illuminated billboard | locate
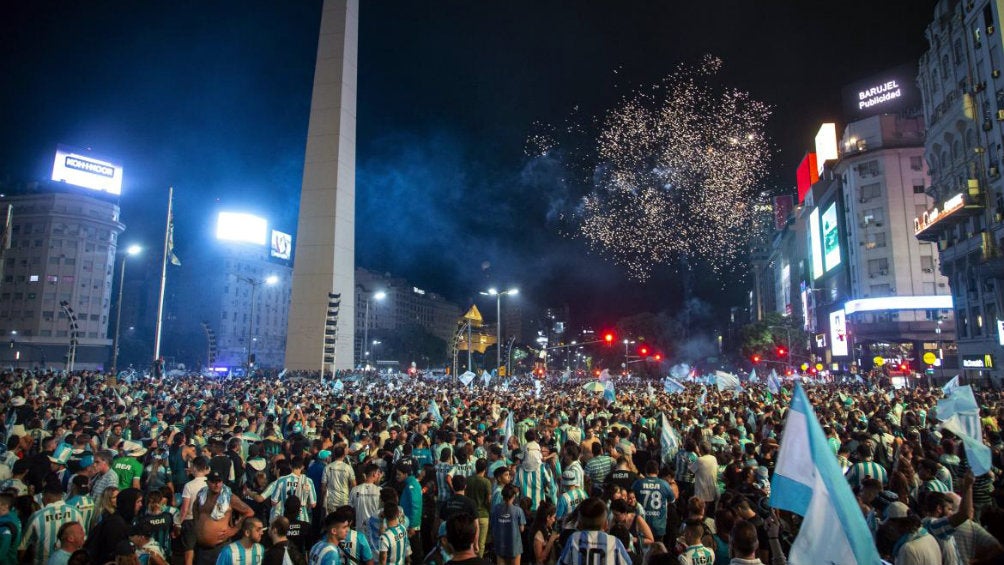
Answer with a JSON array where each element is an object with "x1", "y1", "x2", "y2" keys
[
  {"x1": 796, "y1": 153, "x2": 819, "y2": 204},
  {"x1": 51, "y1": 144, "x2": 123, "y2": 196},
  {"x1": 830, "y1": 309, "x2": 849, "y2": 357},
  {"x1": 822, "y1": 203, "x2": 841, "y2": 271},
  {"x1": 809, "y1": 208, "x2": 823, "y2": 280},
  {"x1": 814, "y1": 124, "x2": 838, "y2": 175},
  {"x1": 841, "y1": 63, "x2": 921, "y2": 120},
  {"x1": 270, "y1": 230, "x2": 292, "y2": 260},
  {"x1": 216, "y1": 212, "x2": 267, "y2": 245}
]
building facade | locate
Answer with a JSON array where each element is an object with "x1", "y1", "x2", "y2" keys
[
  {"x1": 0, "y1": 185, "x2": 124, "y2": 369},
  {"x1": 918, "y1": 0, "x2": 1004, "y2": 382}
]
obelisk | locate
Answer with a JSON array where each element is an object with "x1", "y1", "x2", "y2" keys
[{"x1": 285, "y1": 0, "x2": 358, "y2": 372}]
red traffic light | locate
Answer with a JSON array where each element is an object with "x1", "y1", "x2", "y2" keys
[
  {"x1": 638, "y1": 345, "x2": 650, "y2": 356},
  {"x1": 752, "y1": 354, "x2": 761, "y2": 363},
  {"x1": 899, "y1": 363, "x2": 908, "y2": 371},
  {"x1": 604, "y1": 332, "x2": 615, "y2": 344},
  {"x1": 776, "y1": 347, "x2": 787, "y2": 357},
  {"x1": 653, "y1": 353, "x2": 662, "y2": 361}
]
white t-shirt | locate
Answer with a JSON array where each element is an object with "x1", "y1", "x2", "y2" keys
[
  {"x1": 895, "y1": 532, "x2": 941, "y2": 565},
  {"x1": 177, "y1": 476, "x2": 208, "y2": 524},
  {"x1": 522, "y1": 441, "x2": 542, "y2": 472}
]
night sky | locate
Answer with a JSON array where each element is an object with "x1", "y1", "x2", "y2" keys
[{"x1": 0, "y1": 1, "x2": 936, "y2": 328}]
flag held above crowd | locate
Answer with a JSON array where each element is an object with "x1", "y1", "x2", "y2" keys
[
  {"x1": 663, "y1": 376, "x2": 686, "y2": 394},
  {"x1": 770, "y1": 382, "x2": 880, "y2": 565},
  {"x1": 714, "y1": 371, "x2": 742, "y2": 393}
]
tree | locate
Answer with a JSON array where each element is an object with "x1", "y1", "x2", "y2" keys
[{"x1": 739, "y1": 312, "x2": 808, "y2": 365}]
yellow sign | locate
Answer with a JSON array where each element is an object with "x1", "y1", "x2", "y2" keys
[
  {"x1": 462, "y1": 305, "x2": 485, "y2": 327},
  {"x1": 922, "y1": 352, "x2": 937, "y2": 365},
  {"x1": 815, "y1": 363, "x2": 824, "y2": 371},
  {"x1": 873, "y1": 356, "x2": 885, "y2": 367},
  {"x1": 800, "y1": 363, "x2": 808, "y2": 371}
]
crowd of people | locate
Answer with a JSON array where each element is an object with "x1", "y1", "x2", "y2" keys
[{"x1": 0, "y1": 368, "x2": 1002, "y2": 565}]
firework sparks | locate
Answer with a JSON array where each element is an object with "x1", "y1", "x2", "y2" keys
[{"x1": 568, "y1": 55, "x2": 773, "y2": 280}]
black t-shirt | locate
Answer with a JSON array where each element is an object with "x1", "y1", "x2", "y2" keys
[
  {"x1": 440, "y1": 494, "x2": 477, "y2": 521},
  {"x1": 608, "y1": 469, "x2": 639, "y2": 492},
  {"x1": 286, "y1": 518, "x2": 311, "y2": 553},
  {"x1": 263, "y1": 541, "x2": 307, "y2": 565}
]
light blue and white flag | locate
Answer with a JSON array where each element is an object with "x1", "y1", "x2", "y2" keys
[
  {"x1": 459, "y1": 371, "x2": 476, "y2": 387},
  {"x1": 332, "y1": 379, "x2": 344, "y2": 393},
  {"x1": 502, "y1": 410, "x2": 515, "y2": 442},
  {"x1": 598, "y1": 368, "x2": 612, "y2": 383},
  {"x1": 715, "y1": 371, "x2": 743, "y2": 393},
  {"x1": 767, "y1": 370, "x2": 781, "y2": 395},
  {"x1": 560, "y1": 369, "x2": 571, "y2": 384},
  {"x1": 660, "y1": 412, "x2": 680, "y2": 464},
  {"x1": 603, "y1": 379, "x2": 616, "y2": 405},
  {"x1": 663, "y1": 377, "x2": 686, "y2": 394},
  {"x1": 534, "y1": 378, "x2": 543, "y2": 398},
  {"x1": 770, "y1": 382, "x2": 880, "y2": 565},
  {"x1": 936, "y1": 384, "x2": 989, "y2": 474},
  {"x1": 482, "y1": 371, "x2": 492, "y2": 387},
  {"x1": 277, "y1": 368, "x2": 287, "y2": 379},
  {"x1": 698, "y1": 387, "x2": 707, "y2": 406},
  {"x1": 748, "y1": 369, "x2": 758, "y2": 383},
  {"x1": 429, "y1": 398, "x2": 443, "y2": 424},
  {"x1": 942, "y1": 374, "x2": 960, "y2": 396}
]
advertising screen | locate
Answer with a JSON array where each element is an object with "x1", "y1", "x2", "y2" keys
[
  {"x1": 270, "y1": 230, "x2": 292, "y2": 260},
  {"x1": 830, "y1": 309, "x2": 849, "y2": 357},
  {"x1": 809, "y1": 208, "x2": 823, "y2": 280},
  {"x1": 216, "y1": 212, "x2": 267, "y2": 245},
  {"x1": 50, "y1": 144, "x2": 123, "y2": 196},
  {"x1": 822, "y1": 203, "x2": 841, "y2": 271},
  {"x1": 814, "y1": 124, "x2": 838, "y2": 175},
  {"x1": 841, "y1": 63, "x2": 921, "y2": 120},
  {"x1": 796, "y1": 153, "x2": 818, "y2": 204}
]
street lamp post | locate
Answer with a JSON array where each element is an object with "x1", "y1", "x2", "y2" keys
[
  {"x1": 111, "y1": 245, "x2": 142, "y2": 375},
  {"x1": 369, "y1": 339, "x2": 382, "y2": 368},
  {"x1": 236, "y1": 274, "x2": 278, "y2": 374},
  {"x1": 480, "y1": 288, "x2": 518, "y2": 375},
  {"x1": 362, "y1": 290, "x2": 386, "y2": 369},
  {"x1": 622, "y1": 339, "x2": 635, "y2": 373}
]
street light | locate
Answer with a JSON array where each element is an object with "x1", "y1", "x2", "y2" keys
[
  {"x1": 480, "y1": 287, "x2": 518, "y2": 375},
  {"x1": 622, "y1": 338, "x2": 636, "y2": 372},
  {"x1": 111, "y1": 244, "x2": 143, "y2": 375},
  {"x1": 235, "y1": 274, "x2": 278, "y2": 373},
  {"x1": 362, "y1": 290, "x2": 386, "y2": 369},
  {"x1": 368, "y1": 339, "x2": 382, "y2": 367}
]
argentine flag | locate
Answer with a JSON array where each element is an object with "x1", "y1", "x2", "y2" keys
[
  {"x1": 941, "y1": 374, "x2": 960, "y2": 396},
  {"x1": 660, "y1": 412, "x2": 680, "y2": 463},
  {"x1": 771, "y1": 382, "x2": 880, "y2": 565},
  {"x1": 714, "y1": 371, "x2": 743, "y2": 393},
  {"x1": 937, "y1": 385, "x2": 991, "y2": 475},
  {"x1": 748, "y1": 368, "x2": 758, "y2": 383},
  {"x1": 459, "y1": 371, "x2": 476, "y2": 387},
  {"x1": 428, "y1": 398, "x2": 443, "y2": 424},
  {"x1": 603, "y1": 380, "x2": 616, "y2": 405},
  {"x1": 663, "y1": 377, "x2": 686, "y2": 394},
  {"x1": 331, "y1": 379, "x2": 344, "y2": 392},
  {"x1": 767, "y1": 370, "x2": 781, "y2": 395},
  {"x1": 534, "y1": 378, "x2": 543, "y2": 398}
]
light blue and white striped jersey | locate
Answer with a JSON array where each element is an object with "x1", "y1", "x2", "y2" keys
[
  {"x1": 434, "y1": 462, "x2": 454, "y2": 503},
  {"x1": 264, "y1": 473, "x2": 317, "y2": 523},
  {"x1": 214, "y1": 541, "x2": 264, "y2": 565},
  {"x1": 379, "y1": 523, "x2": 411, "y2": 565},
  {"x1": 558, "y1": 530, "x2": 632, "y2": 565},
  {"x1": 845, "y1": 461, "x2": 888, "y2": 488},
  {"x1": 450, "y1": 462, "x2": 475, "y2": 480},
  {"x1": 309, "y1": 540, "x2": 342, "y2": 565},
  {"x1": 515, "y1": 467, "x2": 550, "y2": 512},
  {"x1": 556, "y1": 488, "x2": 588, "y2": 519},
  {"x1": 562, "y1": 461, "x2": 585, "y2": 494},
  {"x1": 678, "y1": 544, "x2": 715, "y2": 565},
  {"x1": 19, "y1": 501, "x2": 82, "y2": 565},
  {"x1": 339, "y1": 529, "x2": 374, "y2": 564},
  {"x1": 64, "y1": 494, "x2": 95, "y2": 531},
  {"x1": 674, "y1": 451, "x2": 696, "y2": 483},
  {"x1": 584, "y1": 456, "x2": 615, "y2": 486}
]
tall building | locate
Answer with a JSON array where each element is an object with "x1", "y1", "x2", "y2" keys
[
  {"x1": 354, "y1": 268, "x2": 461, "y2": 367},
  {"x1": 0, "y1": 183, "x2": 124, "y2": 369},
  {"x1": 285, "y1": 0, "x2": 359, "y2": 371},
  {"x1": 918, "y1": 0, "x2": 1004, "y2": 382}
]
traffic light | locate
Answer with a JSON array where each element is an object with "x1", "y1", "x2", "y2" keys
[
  {"x1": 653, "y1": 353, "x2": 662, "y2": 361},
  {"x1": 776, "y1": 346, "x2": 787, "y2": 357},
  {"x1": 604, "y1": 332, "x2": 615, "y2": 344},
  {"x1": 752, "y1": 354, "x2": 761, "y2": 364},
  {"x1": 638, "y1": 345, "x2": 650, "y2": 356}
]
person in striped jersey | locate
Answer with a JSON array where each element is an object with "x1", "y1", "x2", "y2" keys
[
  {"x1": 332, "y1": 506, "x2": 374, "y2": 565},
  {"x1": 64, "y1": 475, "x2": 95, "y2": 532},
  {"x1": 556, "y1": 471, "x2": 587, "y2": 520},
  {"x1": 917, "y1": 459, "x2": 951, "y2": 493},
  {"x1": 435, "y1": 449, "x2": 455, "y2": 506},
  {"x1": 557, "y1": 498, "x2": 631, "y2": 565},
  {"x1": 677, "y1": 519, "x2": 714, "y2": 565},
  {"x1": 18, "y1": 486, "x2": 83, "y2": 565},
  {"x1": 514, "y1": 464, "x2": 551, "y2": 513},
  {"x1": 214, "y1": 516, "x2": 264, "y2": 565},
  {"x1": 378, "y1": 503, "x2": 411, "y2": 565},
  {"x1": 845, "y1": 444, "x2": 888, "y2": 489},
  {"x1": 309, "y1": 511, "x2": 350, "y2": 565},
  {"x1": 260, "y1": 457, "x2": 317, "y2": 524}
]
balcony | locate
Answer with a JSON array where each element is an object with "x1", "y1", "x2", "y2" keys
[{"x1": 914, "y1": 182, "x2": 985, "y2": 242}]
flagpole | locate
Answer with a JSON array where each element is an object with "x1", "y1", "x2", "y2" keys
[{"x1": 153, "y1": 187, "x2": 173, "y2": 363}]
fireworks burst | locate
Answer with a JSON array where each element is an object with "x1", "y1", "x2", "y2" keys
[{"x1": 569, "y1": 55, "x2": 773, "y2": 280}]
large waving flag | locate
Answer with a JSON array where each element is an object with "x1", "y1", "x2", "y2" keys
[
  {"x1": 698, "y1": 387, "x2": 707, "y2": 406},
  {"x1": 502, "y1": 410, "x2": 515, "y2": 442},
  {"x1": 767, "y1": 370, "x2": 781, "y2": 395},
  {"x1": 660, "y1": 412, "x2": 680, "y2": 464},
  {"x1": 715, "y1": 371, "x2": 743, "y2": 393},
  {"x1": 534, "y1": 378, "x2": 543, "y2": 398},
  {"x1": 482, "y1": 371, "x2": 492, "y2": 387},
  {"x1": 598, "y1": 368, "x2": 612, "y2": 382},
  {"x1": 331, "y1": 379, "x2": 344, "y2": 392},
  {"x1": 771, "y1": 382, "x2": 880, "y2": 565},
  {"x1": 663, "y1": 377, "x2": 686, "y2": 394},
  {"x1": 428, "y1": 398, "x2": 444, "y2": 424},
  {"x1": 748, "y1": 368, "x2": 759, "y2": 383},
  {"x1": 942, "y1": 374, "x2": 960, "y2": 396},
  {"x1": 603, "y1": 379, "x2": 616, "y2": 405},
  {"x1": 459, "y1": 371, "x2": 476, "y2": 387},
  {"x1": 937, "y1": 385, "x2": 991, "y2": 475}
]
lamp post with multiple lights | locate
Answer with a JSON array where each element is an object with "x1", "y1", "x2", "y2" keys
[{"x1": 479, "y1": 287, "x2": 518, "y2": 374}]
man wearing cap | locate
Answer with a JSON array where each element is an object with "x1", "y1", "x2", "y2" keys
[
  {"x1": 193, "y1": 470, "x2": 255, "y2": 564},
  {"x1": 112, "y1": 441, "x2": 146, "y2": 490},
  {"x1": 556, "y1": 469, "x2": 587, "y2": 520}
]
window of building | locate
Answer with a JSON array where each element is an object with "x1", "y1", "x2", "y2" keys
[
  {"x1": 860, "y1": 183, "x2": 882, "y2": 201},
  {"x1": 859, "y1": 161, "x2": 881, "y2": 177},
  {"x1": 973, "y1": 308, "x2": 984, "y2": 335},
  {"x1": 870, "y1": 284, "x2": 892, "y2": 295},
  {"x1": 921, "y1": 256, "x2": 935, "y2": 272},
  {"x1": 910, "y1": 156, "x2": 924, "y2": 171},
  {"x1": 46, "y1": 275, "x2": 57, "y2": 283},
  {"x1": 47, "y1": 257, "x2": 59, "y2": 265},
  {"x1": 39, "y1": 330, "x2": 51, "y2": 337},
  {"x1": 866, "y1": 232, "x2": 887, "y2": 249},
  {"x1": 913, "y1": 184, "x2": 926, "y2": 194},
  {"x1": 868, "y1": 258, "x2": 889, "y2": 276}
]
